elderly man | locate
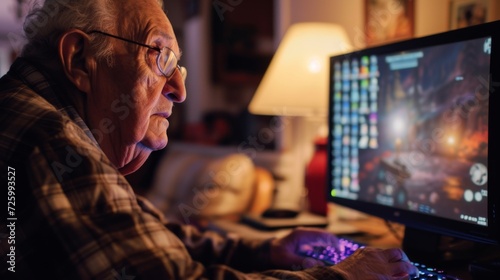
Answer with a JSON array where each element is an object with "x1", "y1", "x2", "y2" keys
[{"x1": 0, "y1": 0, "x2": 418, "y2": 279}]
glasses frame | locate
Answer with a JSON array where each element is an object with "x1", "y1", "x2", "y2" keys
[{"x1": 87, "y1": 30, "x2": 186, "y2": 81}]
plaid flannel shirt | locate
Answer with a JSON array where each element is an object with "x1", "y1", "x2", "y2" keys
[{"x1": 0, "y1": 58, "x2": 345, "y2": 280}]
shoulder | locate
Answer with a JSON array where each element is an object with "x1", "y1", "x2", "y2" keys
[
  {"x1": 0, "y1": 72, "x2": 116, "y2": 186},
  {"x1": 0, "y1": 74, "x2": 68, "y2": 163}
]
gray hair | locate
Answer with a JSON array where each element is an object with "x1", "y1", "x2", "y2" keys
[{"x1": 21, "y1": 0, "x2": 164, "y2": 66}]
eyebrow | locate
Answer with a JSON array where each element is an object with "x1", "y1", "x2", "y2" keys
[
  {"x1": 151, "y1": 30, "x2": 182, "y2": 59},
  {"x1": 154, "y1": 30, "x2": 174, "y2": 41}
]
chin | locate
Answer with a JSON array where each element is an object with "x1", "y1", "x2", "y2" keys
[
  {"x1": 144, "y1": 137, "x2": 168, "y2": 151},
  {"x1": 152, "y1": 138, "x2": 168, "y2": 150}
]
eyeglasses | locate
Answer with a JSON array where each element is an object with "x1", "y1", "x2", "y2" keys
[{"x1": 88, "y1": 30, "x2": 187, "y2": 82}]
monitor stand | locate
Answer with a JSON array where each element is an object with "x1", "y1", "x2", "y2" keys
[{"x1": 402, "y1": 227, "x2": 500, "y2": 267}]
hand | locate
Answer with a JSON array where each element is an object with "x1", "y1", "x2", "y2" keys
[
  {"x1": 333, "y1": 247, "x2": 419, "y2": 280},
  {"x1": 269, "y1": 227, "x2": 340, "y2": 269},
  {"x1": 269, "y1": 227, "x2": 419, "y2": 279}
]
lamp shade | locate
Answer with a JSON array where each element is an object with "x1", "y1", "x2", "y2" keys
[{"x1": 249, "y1": 22, "x2": 352, "y2": 116}]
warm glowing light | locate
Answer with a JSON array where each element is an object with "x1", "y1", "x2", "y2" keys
[
  {"x1": 447, "y1": 136, "x2": 455, "y2": 145},
  {"x1": 308, "y1": 57, "x2": 322, "y2": 73},
  {"x1": 249, "y1": 23, "x2": 352, "y2": 116},
  {"x1": 393, "y1": 119, "x2": 404, "y2": 134}
]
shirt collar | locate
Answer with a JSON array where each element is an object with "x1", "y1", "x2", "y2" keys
[{"x1": 9, "y1": 57, "x2": 101, "y2": 147}]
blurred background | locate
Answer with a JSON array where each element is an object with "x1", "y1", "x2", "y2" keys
[{"x1": 1, "y1": 0, "x2": 499, "y2": 217}]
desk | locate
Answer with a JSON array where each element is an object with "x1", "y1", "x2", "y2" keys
[
  {"x1": 327, "y1": 215, "x2": 403, "y2": 249},
  {"x1": 209, "y1": 213, "x2": 402, "y2": 246},
  {"x1": 209, "y1": 213, "x2": 479, "y2": 280}
]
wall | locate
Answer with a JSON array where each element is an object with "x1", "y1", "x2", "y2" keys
[
  {"x1": 414, "y1": 0, "x2": 449, "y2": 38},
  {"x1": 0, "y1": 42, "x2": 13, "y2": 76},
  {"x1": 278, "y1": 0, "x2": 455, "y2": 49},
  {"x1": 276, "y1": 0, "x2": 364, "y2": 48},
  {"x1": 182, "y1": 1, "x2": 212, "y2": 123},
  {"x1": 0, "y1": 0, "x2": 23, "y2": 76},
  {"x1": 278, "y1": 0, "x2": 499, "y2": 48}
]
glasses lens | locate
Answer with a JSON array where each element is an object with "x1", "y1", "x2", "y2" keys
[{"x1": 158, "y1": 48, "x2": 178, "y2": 77}]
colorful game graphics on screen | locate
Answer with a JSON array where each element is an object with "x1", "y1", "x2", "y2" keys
[{"x1": 330, "y1": 35, "x2": 490, "y2": 228}]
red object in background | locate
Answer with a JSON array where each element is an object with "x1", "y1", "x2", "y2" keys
[{"x1": 305, "y1": 137, "x2": 328, "y2": 216}]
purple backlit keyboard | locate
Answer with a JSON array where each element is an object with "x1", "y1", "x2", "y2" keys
[
  {"x1": 297, "y1": 237, "x2": 460, "y2": 279},
  {"x1": 297, "y1": 237, "x2": 363, "y2": 265}
]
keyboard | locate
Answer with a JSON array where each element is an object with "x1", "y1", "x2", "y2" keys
[{"x1": 297, "y1": 237, "x2": 461, "y2": 280}]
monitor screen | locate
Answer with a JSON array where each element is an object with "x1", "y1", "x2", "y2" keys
[{"x1": 328, "y1": 21, "x2": 499, "y2": 246}]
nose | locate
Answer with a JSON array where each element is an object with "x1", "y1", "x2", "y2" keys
[{"x1": 163, "y1": 67, "x2": 187, "y2": 103}]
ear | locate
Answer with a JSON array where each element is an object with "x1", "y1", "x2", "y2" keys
[{"x1": 58, "y1": 29, "x2": 93, "y2": 94}]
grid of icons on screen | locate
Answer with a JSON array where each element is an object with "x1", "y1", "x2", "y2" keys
[{"x1": 331, "y1": 55, "x2": 379, "y2": 197}]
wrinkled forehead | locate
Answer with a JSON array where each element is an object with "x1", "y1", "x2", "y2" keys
[{"x1": 117, "y1": 0, "x2": 178, "y2": 48}]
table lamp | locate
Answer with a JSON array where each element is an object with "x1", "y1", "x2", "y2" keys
[
  {"x1": 248, "y1": 22, "x2": 352, "y2": 215},
  {"x1": 249, "y1": 22, "x2": 352, "y2": 116}
]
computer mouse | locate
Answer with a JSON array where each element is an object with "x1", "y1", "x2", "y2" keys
[{"x1": 261, "y1": 208, "x2": 299, "y2": 219}]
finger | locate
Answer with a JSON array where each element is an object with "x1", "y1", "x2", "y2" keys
[
  {"x1": 301, "y1": 257, "x2": 326, "y2": 269},
  {"x1": 392, "y1": 272, "x2": 410, "y2": 280},
  {"x1": 285, "y1": 253, "x2": 326, "y2": 270},
  {"x1": 400, "y1": 251, "x2": 411, "y2": 262},
  {"x1": 405, "y1": 261, "x2": 420, "y2": 278},
  {"x1": 389, "y1": 261, "x2": 419, "y2": 278},
  {"x1": 385, "y1": 248, "x2": 404, "y2": 263}
]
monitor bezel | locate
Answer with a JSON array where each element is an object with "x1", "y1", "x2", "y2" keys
[{"x1": 327, "y1": 21, "x2": 500, "y2": 245}]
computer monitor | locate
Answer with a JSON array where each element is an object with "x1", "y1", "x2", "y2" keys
[{"x1": 327, "y1": 21, "x2": 500, "y2": 262}]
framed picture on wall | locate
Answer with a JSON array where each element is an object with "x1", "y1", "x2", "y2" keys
[
  {"x1": 365, "y1": 0, "x2": 414, "y2": 46},
  {"x1": 449, "y1": 0, "x2": 490, "y2": 30}
]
